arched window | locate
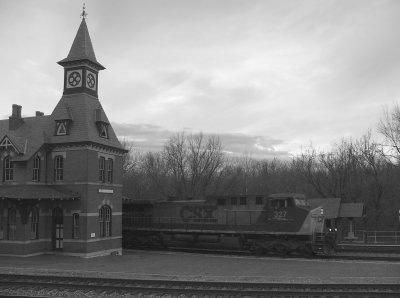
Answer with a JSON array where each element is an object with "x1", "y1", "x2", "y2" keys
[
  {"x1": 3, "y1": 156, "x2": 13, "y2": 182},
  {"x1": 30, "y1": 207, "x2": 39, "y2": 239},
  {"x1": 32, "y1": 156, "x2": 40, "y2": 181},
  {"x1": 54, "y1": 155, "x2": 64, "y2": 181},
  {"x1": 8, "y1": 208, "x2": 17, "y2": 240},
  {"x1": 99, "y1": 205, "x2": 111, "y2": 237},
  {"x1": 72, "y1": 213, "x2": 80, "y2": 239}
]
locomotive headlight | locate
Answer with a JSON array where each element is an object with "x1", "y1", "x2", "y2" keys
[{"x1": 320, "y1": 208, "x2": 324, "y2": 215}]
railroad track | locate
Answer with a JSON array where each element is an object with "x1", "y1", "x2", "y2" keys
[{"x1": 0, "y1": 274, "x2": 399, "y2": 298}]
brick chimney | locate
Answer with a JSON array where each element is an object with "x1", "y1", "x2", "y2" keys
[
  {"x1": 36, "y1": 111, "x2": 44, "y2": 117},
  {"x1": 9, "y1": 104, "x2": 24, "y2": 130}
]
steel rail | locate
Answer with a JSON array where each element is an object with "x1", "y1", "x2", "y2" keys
[{"x1": 0, "y1": 274, "x2": 400, "y2": 298}]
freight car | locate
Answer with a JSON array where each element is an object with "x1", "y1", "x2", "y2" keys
[{"x1": 122, "y1": 193, "x2": 336, "y2": 255}]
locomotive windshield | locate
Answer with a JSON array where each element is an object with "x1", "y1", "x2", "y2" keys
[
  {"x1": 270, "y1": 198, "x2": 292, "y2": 209},
  {"x1": 294, "y1": 198, "x2": 309, "y2": 207}
]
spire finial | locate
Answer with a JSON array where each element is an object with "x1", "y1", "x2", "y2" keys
[{"x1": 80, "y1": 3, "x2": 87, "y2": 20}]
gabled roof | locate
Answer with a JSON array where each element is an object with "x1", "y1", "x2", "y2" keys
[
  {"x1": 0, "y1": 116, "x2": 49, "y2": 161},
  {"x1": 0, "y1": 136, "x2": 20, "y2": 153},
  {"x1": 308, "y1": 198, "x2": 342, "y2": 219},
  {"x1": 57, "y1": 19, "x2": 105, "y2": 70}
]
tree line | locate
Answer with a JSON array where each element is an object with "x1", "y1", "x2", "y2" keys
[{"x1": 123, "y1": 104, "x2": 400, "y2": 230}]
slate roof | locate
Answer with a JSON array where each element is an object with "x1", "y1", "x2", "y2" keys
[
  {"x1": 0, "y1": 17, "x2": 125, "y2": 163},
  {"x1": 0, "y1": 185, "x2": 79, "y2": 200},
  {"x1": 46, "y1": 94, "x2": 124, "y2": 150},
  {"x1": 308, "y1": 198, "x2": 342, "y2": 219},
  {"x1": 0, "y1": 116, "x2": 49, "y2": 161},
  {"x1": 0, "y1": 97, "x2": 125, "y2": 160},
  {"x1": 58, "y1": 19, "x2": 105, "y2": 70}
]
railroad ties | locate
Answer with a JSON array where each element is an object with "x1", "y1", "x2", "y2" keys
[{"x1": 0, "y1": 274, "x2": 399, "y2": 297}]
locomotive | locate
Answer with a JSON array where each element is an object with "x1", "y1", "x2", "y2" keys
[{"x1": 122, "y1": 193, "x2": 336, "y2": 255}]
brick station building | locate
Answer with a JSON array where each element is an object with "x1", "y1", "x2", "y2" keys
[{"x1": 0, "y1": 14, "x2": 126, "y2": 257}]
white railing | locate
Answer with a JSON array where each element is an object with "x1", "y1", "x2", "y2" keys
[{"x1": 343, "y1": 230, "x2": 400, "y2": 244}]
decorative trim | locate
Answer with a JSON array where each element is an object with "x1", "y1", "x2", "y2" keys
[
  {"x1": 63, "y1": 236, "x2": 122, "y2": 243},
  {"x1": 48, "y1": 141, "x2": 127, "y2": 154},
  {"x1": 97, "y1": 152, "x2": 115, "y2": 160},
  {"x1": 51, "y1": 152, "x2": 67, "y2": 159},
  {"x1": 80, "y1": 212, "x2": 122, "y2": 216},
  {"x1": 0, "y1": 238, "x2": 51, "y2": 244}
]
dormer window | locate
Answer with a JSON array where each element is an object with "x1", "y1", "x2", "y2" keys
[
  {"x1": 99, "y1": 123, "x2": 109, "y2": 138},
  {"x1": 55, "y1": 120, "x2": 71, "y2": 136},
  {"x1": 94, "y1": 108, "x2": 109, "y2": 139},
  {"x1": 0, "y1": 137, "x2": 18, "y2": 152}
]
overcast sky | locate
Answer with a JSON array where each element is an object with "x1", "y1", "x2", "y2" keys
[{"x1": 1, "y1": 0, "x2": 400, "y2": 158}]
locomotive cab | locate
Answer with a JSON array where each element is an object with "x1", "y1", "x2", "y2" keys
[{"x1": 266, "y1": 193, "x2": 310, "y2": 224}]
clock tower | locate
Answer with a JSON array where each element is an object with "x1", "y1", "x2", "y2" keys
[{"x1": 57, "y1": 9, "x2": 105, "y2": 98}]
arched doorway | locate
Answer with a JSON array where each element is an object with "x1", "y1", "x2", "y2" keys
[{"x1": 52, "y1": 207, "x2": 63, "y2": 250}]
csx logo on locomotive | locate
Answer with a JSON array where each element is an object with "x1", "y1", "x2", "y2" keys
[{"x1": 180, "y1": 205, "x2": 218, "y2": 223}]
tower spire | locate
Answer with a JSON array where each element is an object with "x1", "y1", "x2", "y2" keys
[
  {"x1": 57, "y1": 7, "x2": 105, "y2": 97},
  {"x1": 57, "y1": 8, "x2": 105, "y2": 70}
]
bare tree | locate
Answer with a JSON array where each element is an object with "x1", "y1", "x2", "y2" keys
[
  {"x1": 379, "y1": 104, "x2": 400, "y2": 162},
  {"x1": 292, "y1": 139, "x2": 360, "y2": 201},
  {"x1": 354, "y1": 131, "x2": 394, "y2": 227},
  {"x1": 140, "y1": 132, "x2": 225, "y2": 200}
]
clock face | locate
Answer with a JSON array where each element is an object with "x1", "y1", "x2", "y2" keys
[
  {"x1": 87, "y1": 73, "x2": 95, "y2": 88},
  {"x1": 66, "y1": 70, "x2": 82, "y2": 88},
  {"x1": 86, "y1": 70, "x2": 97, "y2": 90}
]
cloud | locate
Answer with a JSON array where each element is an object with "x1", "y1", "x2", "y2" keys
[
  {"x1": 112, "y1": 122, "x2": 289, "y2": 159},
  {"x1": 2, "y1": 0, "x2": 400, "y2": 159}
]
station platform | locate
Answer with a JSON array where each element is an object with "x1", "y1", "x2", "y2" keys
[{"x1": 0, "y1": 250, "x2": 399, "y2": 284}]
